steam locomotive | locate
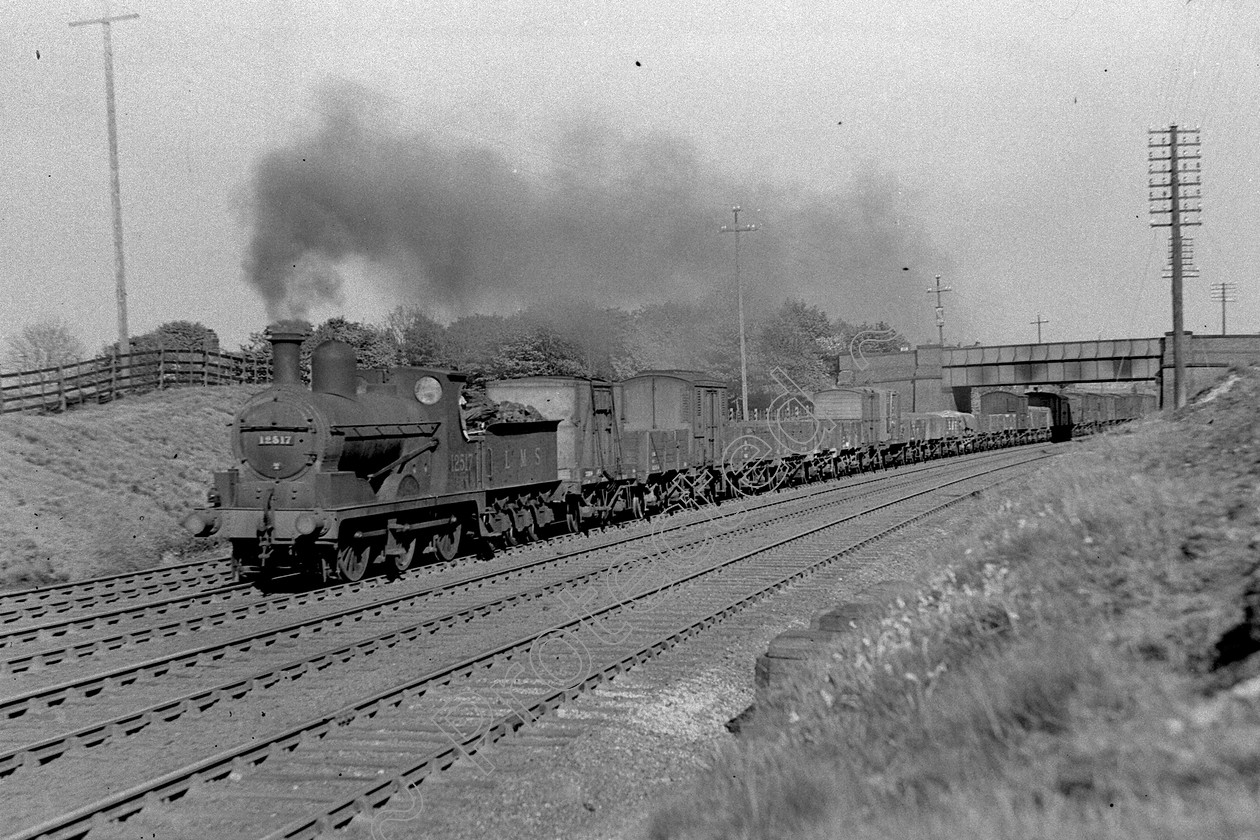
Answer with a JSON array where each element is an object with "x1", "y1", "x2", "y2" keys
[
  {"x1": 182, "y1": 329, "x2": 562, "y2": 583},
  {"x1": 183, "y1": 328, "x2": 1121, "y2": 584}
]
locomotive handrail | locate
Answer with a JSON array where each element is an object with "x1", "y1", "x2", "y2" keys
[{"x1": 328, "y1": 422, "x2": 441, "y2": 438}]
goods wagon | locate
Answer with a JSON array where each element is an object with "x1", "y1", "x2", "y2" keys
[{"x1": 484, "y1": 376, "x2": 641, "y2": 528}]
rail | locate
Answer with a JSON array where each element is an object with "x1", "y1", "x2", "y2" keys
[{"x1": 0, "y1": 349, "x2": 272, "y2": 415}]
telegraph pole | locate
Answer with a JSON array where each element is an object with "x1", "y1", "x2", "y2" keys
[
  {"x1": 719, "y1": 206, "x2": 758, "y2": 421},
  {"x1": 926, "y1": 274, "x2": 952, "y2": 345},
  {"x1": 1210, "y1": 282, "x2": 1236, "y2": 335},
  {"x1": 70, "y1": 9, "x2": 139, "y2": 363},
  {"x1": 1030, "y1": 314, "x2": 1049, "y2": 343},
  {"x1": 1149, "y1": 125, "x2": 1202, "y2": 408}
]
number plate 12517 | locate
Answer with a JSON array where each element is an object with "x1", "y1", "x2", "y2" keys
[{"x1": 258, "y1": 434, "x2": 293, "y2": 445}]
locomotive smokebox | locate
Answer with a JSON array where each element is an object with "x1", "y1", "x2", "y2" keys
[
  {"x1": 266, "y1": 326, "x2": 308, "y2": 387},
  {"x1": 311, "y1": 340, "x2": 358, "y2": 398}
]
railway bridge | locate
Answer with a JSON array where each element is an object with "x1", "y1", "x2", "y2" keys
[{"x1": 837, "y1": 332, "x2": 1260, "y2": 412}]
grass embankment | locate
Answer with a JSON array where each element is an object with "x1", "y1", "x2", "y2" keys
[
  {"x1": 0, "y1": 386, "x2": 262, "y2": 588},
  {"x1": 651, "y1": 369, "x2": 1260, "y2": 840}
]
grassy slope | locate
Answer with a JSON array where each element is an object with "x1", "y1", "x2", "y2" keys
[
  {"x1": 650, "y1": 367, "x2": 1260, "y2": 840},
  {"x1": 0, "y1": 386, "x2": 263, "y2": 587}
]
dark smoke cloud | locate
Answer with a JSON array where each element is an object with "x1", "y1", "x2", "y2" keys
[{"x1": 244, "y1": 81, "x2": 955, "y2": 340}]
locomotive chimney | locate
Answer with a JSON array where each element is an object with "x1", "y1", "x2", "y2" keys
[{"x1": 266, "y1": 326, "x2": 307, "y2": 387}]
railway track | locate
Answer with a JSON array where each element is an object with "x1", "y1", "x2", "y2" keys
[
  {"x1": 0, "y1": 441, "x2": 1010, "y2": 635},
  {"x1": 0, "y1": 452, "x2": 999, "y2": 755},
  {"x1": 0, "y1": 450, "x2": 1009, "y2": 674},
  {"x1": 0, "y1": 446, "x2": 1056, "y2": 840},
  {"x1": 0, "y1": 560, "x2": 234, "y2": 626}
]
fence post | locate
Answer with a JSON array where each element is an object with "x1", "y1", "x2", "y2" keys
[
  {"x1": 57, "y1": 365, "x2": 66, "y2": 412},
  {"x1": 158, "y1": 348, "x2": 166, "y2": 390},
  {"x1": 203, "y1": 349, "x2": 209, "y2": 386}
]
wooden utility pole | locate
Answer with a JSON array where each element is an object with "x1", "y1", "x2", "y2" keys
[
  {"x1": 70, "y1": 9, "x2": 139, "y2": 366},
  {"x1": 1030, "y1": 314, "x2": 1049, "y2": 343},
  {"x1": 1149, "y1": 125, "x2": 1201, "y2": 408},
  {"x1": 719, "y1": 206, "x2": 758, "y2": 421},
  {"x1": 1210, "y1": 282, "x2": 1236, "y2": 335},
  {"x1": 926, "y1": 274, "x2": 952, "y2": 345}
]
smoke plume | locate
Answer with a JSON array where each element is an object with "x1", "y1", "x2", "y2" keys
[{"x1": 244, "y1": 82, "x2": 954, "y2": 339}]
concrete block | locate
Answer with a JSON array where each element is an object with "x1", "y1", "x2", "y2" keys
[
  {"x1": 812, "y1": 601, "x2": 884, "y2": 632},
  {"x1": 766, "y1": 628, "x2": 844, "y2": 659},
  {"x1": 755, "y1": 653, "x2": 817, "y2": 689}
]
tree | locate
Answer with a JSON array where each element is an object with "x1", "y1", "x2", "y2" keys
[
  {"x1": 489, "y1": 327, "x2": 589, "y2": 379},
  {"x1": 514, "y1": 301, "x2": 638, "y2": 381},
  {"x1": 383, "y1": 305, "x2": 447, "y2": 366},
  {"x1": 628, "y1": 296, "x2": 741, "y2": 383},
  {"x1": 442, "y1": 314, "x2": 522, "y2": 380},
  {"x1": 5, "y1": 319, "x2": 86, "y2": 370},
  {"x1": 131, "y1": 321, "x2": 221, "y2": 353},
  {"x1": 754, "y1": 299, "x2": 838, "y2": 395},
  {"x1": 305, "y1": 317, "x2": 400, "y2": 369}
]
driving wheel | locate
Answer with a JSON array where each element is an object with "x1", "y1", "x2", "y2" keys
[
  {"x1": 431, "y1": 524, "x2": 462, "y2": 562},
  {"x1": 336, "y1": 542, "x2": 372, "y2": 582}
]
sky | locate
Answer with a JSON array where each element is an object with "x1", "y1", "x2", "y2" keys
[{"x1": 3, "y1": 0, "x2": 1260, "y2": 358}]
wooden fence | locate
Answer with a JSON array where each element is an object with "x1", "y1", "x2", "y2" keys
[{"x1": 0, "y1": 349, "x2": 272, "y2": 415}]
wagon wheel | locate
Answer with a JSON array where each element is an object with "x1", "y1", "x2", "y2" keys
[
  {"x1": 565, "y1": 500, "x2": 582, "y2": 534},
  {"x1": 630, "y1": 492, "x2": 646, "y2": 521},
  {"x1": 519, "y1": 519, "x2": 538, "y2": 543},
  {"x1": 501, "y1": 526, "x2": 519, "y2": 548},
  {"x1": 703, "y1": 481, "x2": 720, "y2": 504},
  {"x1": 391, "y1": 537, "x2": 417, "y2": 575},
  {"x1": 713, "y1": 477, "x2": 730, "y2": 502},
  {"x1": 336, "y1": 541, "x2": 373, "y2": 582},
  {"x1": 431, "y1": 523, "x2": 462, "y2": 562}
]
